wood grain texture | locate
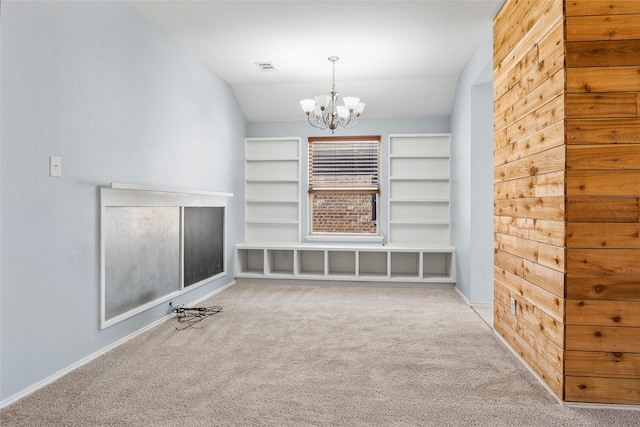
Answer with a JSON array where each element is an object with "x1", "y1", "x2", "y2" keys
[
  {"x1": 494, "y1": 215, "x2": 565, "y2": 246},
  {"x1": 567, "y1": 170, "x2": 640, "y2": 196},
  {"x1": 495, "y1": 231, "x2": 565, "y2": 270},
  {"x1": 494, "y1": 170, "x2": 565, "y2": 200},
  {"x1": 567, "y1": 40, "x2": 640, "y2": 67},
  {"x1": 567, "y1": 275, "x2": 640, "y2": 300},
  {"x1": 494, "y1": 313, "x2": 564, "y2": 398},
  {"x1": 494, "y1": 196, "x2": 565, "y2": 221},
  {"x1": 565, "y1": 92, "x2": 638, "y2": 118},
  {"x1": 566, "y1": 325, "x2": 640, "y2": 352},
  {"x1": 493, "y1": 0, "x2": 538, "y2": 61},
  {"x1": 567, "y1": 145, "x2": 640, "y2": 170},
  {"x1": 494, "y1": 145, "x2": 565, "y2": 182},
  {"x1": 566, "y1": 118, "x2": 640, "y2": 144},
  {"x1": 495, "y1": 1, "x2": 564, "y2": 79},
  {"x1": 496, "y1": 0, "x2": 640, "y2": 405},
  {"x1": 494, "y1": 264, "x2": 564, "y2": 321},
  {"x1": 494, "y1": 0, "x2": 557, "y2": 73},
  {"x1": 565, "y1": 376, "x2": 640, "y2": 404},
  {"x1": 565, "y1": 351, "x2": 640, "y2": 379},
  {"x1": 567, "y1": 223, "x2": 640, "y2": 248},
  {"x1": 494, "y1": 120, "x2": 564, "y2": 166},
  {"x1": 567, "y1": 66, "x2": 640, "y2": 93},
  {"x1": 494, "y1": 0, "x2": 566, "y2": 402},
  {"x1": 566, "y1": 0, "x2": 640, "y2": 16},
  {"x1": 504, "y1": 95, "x2": 564, "y2": 142},
  {"x1": 567, "y1": 248, "x2": 640, "y2": 275},
  {"x1": 566, "y1": 197, "x2": 639, "y2": 222},
  {"x1": 566, "y1": 14, "x2": 640, "y2": 41},
  {"x1": 566, "y1": 299, "x2": 640, "y2": 326},
  {"x1": 495, "y1": 250, "x2": 565, "y2": 298},
  {"x1": 516, "y1": 309, "x2": 564, "y2": 373}
]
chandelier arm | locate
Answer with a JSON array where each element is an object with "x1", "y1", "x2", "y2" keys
[
  {"x1": 308, "y1": 113, "x2": 329, "y2": 130},
  {"x1": 339, "y1": 113, "x2": 359, "y2": 129}
]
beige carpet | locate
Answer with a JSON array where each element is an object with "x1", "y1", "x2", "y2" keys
[{"x1": 2, "y1": 283, "x2": 639, "y2": 426}]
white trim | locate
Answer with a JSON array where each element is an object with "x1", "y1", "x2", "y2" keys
[
  {"x1": 455, "y1": 287, "x2": 471, "y2": 305},
  {"x1": 470, "y1": 301, "x2": 493, "y2": 309},
  {"x1": 0, "y1": 281, "x2": 235, "y2": 410},
  {"x1": 110, "y1": 182, "x2": 233, "y2": 198},
  {"x1": 563, "y1": 402, "x2": 640, "y2": 411},
  {"x1": 304, "y1": 234, "x2": 385, "y2": 244},
  {"x1": 454, "y1": 287, "x2": 493, "y2": 309}
]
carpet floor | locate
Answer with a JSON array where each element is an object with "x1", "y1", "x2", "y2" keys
[{"x1": 2, "y1": 283, "x2": 639, "y2": 426}]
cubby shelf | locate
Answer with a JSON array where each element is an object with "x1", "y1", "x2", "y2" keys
[{"x1": 235, "y1": 243, "x2": 455, "y2": 283}]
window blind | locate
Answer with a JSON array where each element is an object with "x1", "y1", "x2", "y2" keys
[{"x1": 309, "y1": 139, "x2": 379, "y2": 190}]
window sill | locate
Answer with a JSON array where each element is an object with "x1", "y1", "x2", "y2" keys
[{"x1": 304, "y1": 234, "x2": 385, "y2": 245}]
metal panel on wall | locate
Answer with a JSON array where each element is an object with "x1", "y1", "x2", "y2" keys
[{"x1": 104, "y1": 206, "x2": 180, "y2": 321}]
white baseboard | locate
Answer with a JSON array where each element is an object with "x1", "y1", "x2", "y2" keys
[
  {"x1": 1, "y1": 280, "x2": 235, "y2": 409},
  {"x1": 454, "y1": 287, "x2": 492, "y2": 309},
  {"x1": 564, "y1": 402, "x2": 640, "y2": 411},
  {"x1": 454, "y1": 287, "x2": 471, "y2": 305}
]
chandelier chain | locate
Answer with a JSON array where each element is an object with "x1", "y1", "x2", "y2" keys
[{"x1": 332, "y1": 59, "x2": 336, "y2": 93}]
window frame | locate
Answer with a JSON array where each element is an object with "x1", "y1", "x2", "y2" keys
[{"x1": 307, "y1": 135, "x2": 382, "y2": 238}]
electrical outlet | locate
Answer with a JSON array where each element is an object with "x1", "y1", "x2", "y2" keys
[{"x1": 510, "y1": 297, "x2": 517, "y2": 315}]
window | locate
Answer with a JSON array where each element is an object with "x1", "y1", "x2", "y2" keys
[{"x1": 309, "y1": 136, "x2": 381, "y2": 235}]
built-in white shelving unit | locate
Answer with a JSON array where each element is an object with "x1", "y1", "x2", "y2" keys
[
  {"x1": 388, "y1": 134, "x2": 451, "y2": 245},
  {"x1": 235, "y1": 243, "x2": 455, "y2": 283},
  {"x1": 244, "y1": 138, "x2": 301, "y2": 243}
]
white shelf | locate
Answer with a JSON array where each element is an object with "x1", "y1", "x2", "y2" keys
[
  {"x1": 245, "y1": 178, "x2": 300, "y2": 183},
  {"x1": 246, "y1": 220, "x2": 299, "y2": 225},
  {"x1": 245, "y1": 157, "x2": 299, "y2": 162},
  {"x1": 235, "y1": 243, "x2": 455, "y2": 283},
  {"x1": 389, "y1": 154, "x2": 450, "y2": 159},
  {"x1": 389, "y1": 176, "x2": 450, "y2": 181},
  {"x1": 388, "y1": 134, "x2": 451, "y2": 245},
  {"x1": 245, "y1": 138, "x2": 301, "y2": 244},
  {"x1": 389, "y1": 198, "x2": 449, "y2": 203},
  {"x1": 389, "y1": 220, "x2": 450, "y2": 225},
  {"x1": 245, "y1": 199, "x2": 299, "y2": 204}
]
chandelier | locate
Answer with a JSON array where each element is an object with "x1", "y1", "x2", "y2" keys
[{"x1": 300, "y1": 56, "x2": 366, "y2": 133}]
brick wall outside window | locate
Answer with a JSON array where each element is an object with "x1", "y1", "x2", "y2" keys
[{"x1": 312, "y1": 193, "x2": 377, "y2": 233}]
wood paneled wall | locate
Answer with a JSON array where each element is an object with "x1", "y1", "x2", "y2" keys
[
  {"x1": 564, "y1": 0, "x2": 640, "y2": 405},
  {"x1": 494, "y1": 0, "x2": 640, "y2": 405},
  {"x1": 493, "y1": 0, "x2": 566, "y2": 399}
]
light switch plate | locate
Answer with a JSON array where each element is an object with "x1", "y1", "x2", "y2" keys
[{"x1": 50, "y1": 156, "x2": 62, "y2": 177}]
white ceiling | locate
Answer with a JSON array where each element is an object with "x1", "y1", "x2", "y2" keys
[{"x1": 128, "y1": 0, "x2": 504, "y2": 122}]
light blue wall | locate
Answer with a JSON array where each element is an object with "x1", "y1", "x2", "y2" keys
[
  {"x1": 0, "y1": 1, "x2": 246, "y2": 404},
  {"x1": 450, "y1": 31, "x2": 495, "y2": 305},
  {"x1": 248, "y1": 117, "x2": 451, "y2": 241}
]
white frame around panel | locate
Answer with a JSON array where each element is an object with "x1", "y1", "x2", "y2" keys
[{"x1": 100, "y1": 184, "x2": 232, "y2": 329}]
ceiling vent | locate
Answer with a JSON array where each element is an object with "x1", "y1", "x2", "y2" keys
[{"x1": 255, "y1": 62, "x2": 276, "y2": 71}]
